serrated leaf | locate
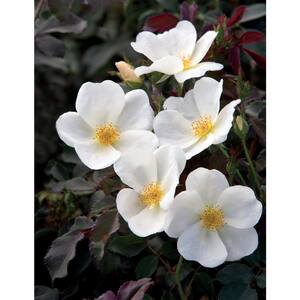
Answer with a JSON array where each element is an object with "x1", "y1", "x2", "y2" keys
[
  {"x1": 217, "y1": 263, "x2": 253, "y2": 285},
  {"x1": 135, "y1": 255, "x2": 158, "y2": 279},
  {"x1": 219, "y1": 283, "x2": 257, "y2": 300},
  {"x1": 90, "y1": 191, "x2": 115, "y2": 215},
  {"x1": 44, "y1": 216, "x2": 93, "y2": 280},
  {"x1": 108, "y1": 234, "x2": 146, "y2": 257}
]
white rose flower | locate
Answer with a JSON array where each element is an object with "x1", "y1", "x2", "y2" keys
[
  {"x1": 153, "y1": 77, "x2": 241, "y2": 159},
  {"x1": 56, "y1": 80, "x2": 158, "y2": 170},
  {"x1": 114, "y1": 145, "x2": 186, "y2": 237},
  {"x1": 165, "y1": 167, "x2": 262, "y2": 268},
  {"x1": 131, "y1": 20, "x2": 223, "y2": 83}
]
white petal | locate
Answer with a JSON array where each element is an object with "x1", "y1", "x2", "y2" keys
[
  {"x1": 165, "y1": 191, "x2": 204, "y2": 238},
  {"x1": 177, "y1": 222, "x2": 227, "y2": 268},
  {"x1": 183, "y1": 134, "x2": 214, "y2": 159},
  {"x1": 213, "y1": 99, "x2": 241, "y2": 144},
  {"x1": 217, "y1": 186, "x2": 262, "y2": 229},
  {"x1": 153, "y1": 110, "x2": 197, "y2": 148},
  {"x1": 117, "y1": 90, "x2": 154, "y2": 131},
  {"x1": 157, "y1": 20, "x2": 196, "y2": 57},
  {"x1": 113, "y1": 149, "x2": 157, "y2": 192},
  {"x1": 114, "y1": 130, "x2": 158, "y2": 154},
  {"x1": 116, "y1": 188, "x2": 144, "y2": 222},
  {"x1": 163, "y1": 90, "x2": 199, "y2": 121},
  {"x1": 186, "y1": 167, "x2": 229, "y2": 204},
  {"x1": 75, "y1": 81, "x2": 125, "y2": 128},
  {"x1": 174, "y1": 62, "x2": 223, "y2": 83},
  {"x1": 131, "y1": 31, "x2": 169, "y2": 61},
  {"x1": 192, "y1": 77, "x2": 223, "y2": 121},
  {"x1": 56, "y1": 112, "x2": 93, "y2": 147},
  {"x1": 128, "y1": 206, "x2": 166, "y2": 237},
  {"x1": 219, "y1": 226, "x2": 259, "y2": 261},
  {"x1": 136, "y1": 56, "x2": 183, "y2": 76},
  {"x1": 191, "y1": 31, "x2": 218, "y2": 64},
  {"x1": 74, "y1": 141, "x2": 120, "y2": 170},
  {"x1": 154, "y1": 145, "x2": 186, "y2": 209}
]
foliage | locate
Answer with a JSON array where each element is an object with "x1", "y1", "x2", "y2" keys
[{"x1": 35, "y1": 0, "x2": 266, "y2": 299}]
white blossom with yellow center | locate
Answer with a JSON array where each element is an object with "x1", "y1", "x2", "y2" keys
[
  {"x1": 154, "y1": 77, "x2": 241, "y2": 159},
  {"x1": 114, "y1": 145, "x2": 186, "y2": 237},
  {"x1": 131, "y1": 20, "x2": 223, "y2": 83},
  {"x1": 56, "y1": 80, "x2": 158, "y2": 170},
  {"x1": 164, "y1": 167, "x2": 262, "y2": 268}
]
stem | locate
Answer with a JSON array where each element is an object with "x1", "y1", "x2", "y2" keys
[
  {"x1": 217, "y1": 144, "x2": 247, "y2": 186},
  {"x1": 147, "y1": 244, "x2": 171, "y2": 272},
  {"x1": 241, "y1": 138, "x2": 263, "y2": 200},
  {"x1": 177, "y1": 82, "x2": 184, "y2": 97},
  {"x1": 175, "y1": 256, "x2": 185, "y2": 300},
  {"x1": 184, "y1": 266, "x2": 200, "y2": 300}
]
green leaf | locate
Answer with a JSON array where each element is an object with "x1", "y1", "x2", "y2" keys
[
  {"x1": 135, "y1": 255, "x2": 158, "y2": 279},
  {"x1": 256, "y1": 272, "x2": 266, "y2": 288},
  {"x1": 219, "y1": 283, "x2": 257, "y2": 300},
  {"x1": 156, "y1": 74, "x2": 171, "y2": 84},
  {"x1": 217, "y1": 263, "x2": 253, "y2": 285},
  {"x1": 44, "y1": 216, "x2": 93, "y2": 280},
  {"x1": 156, "y1": 0, "x2": 178, "y2": 12},
  {"x1": 108, "y1": 234, "x2": 146, "y2": 257},
  {"x1": 160, "y1": 241, "x2": 178, "y2": 260},
  {"x1": 35, "y1": 286, "x2": 59, "y2": 300}
]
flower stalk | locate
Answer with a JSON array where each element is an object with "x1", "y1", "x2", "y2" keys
[{"x1": 175, "y1": 256, "x2": 185, "y2": 300}]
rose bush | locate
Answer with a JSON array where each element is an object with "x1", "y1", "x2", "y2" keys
[{"x1": 35, "y1": 1, "x2": 266, "y2": 299}]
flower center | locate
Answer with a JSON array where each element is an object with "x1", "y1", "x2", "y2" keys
[
  {"x1": 139, "y1": 182, "x2": 164, "y2": 207},
  {"x1": 182, "y1": 56, "x2": 192, "y2": 70},
  {"x1": 94, "y1": 123, "x2": 120, "y2": 146},
  {"x1": 192, "y1": 117, "x2": 213, "y2": 138},
  {"x1": 200, "y1": 206, "x2": 225, "y2": 231}
]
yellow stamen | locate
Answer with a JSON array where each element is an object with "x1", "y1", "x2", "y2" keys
[
  {"x1": 139, "y1": 182, "x2": 164, "y2": 207},
  {"x1": 182, "y1": 56, "x2": 192, "y2": 70},
  {"x1": 200, "y1": 206, "x2": 225, "y2": 231},
  {"x1": 192, "y1": 117, "x2": 213, "y2": 138},
  {"x1": 94, "y1": 123, "x2": 120, "y2": 146}
]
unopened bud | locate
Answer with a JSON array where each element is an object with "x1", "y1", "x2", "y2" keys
[
  {"x1": 234, "y1": 115, "x2": 249, "y2": 139},
  {"x1": 115, "y1": 61, "x2": 142, "y2": 83}
]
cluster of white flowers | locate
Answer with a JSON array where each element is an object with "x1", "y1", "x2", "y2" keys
[{"x1": 56, "y1": 21, "x2": 262, "y2": 267}]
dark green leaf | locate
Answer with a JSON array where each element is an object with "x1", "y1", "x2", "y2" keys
[
  {"x1": 108, "y1": 234, "x2": 146, "y2": 257},
  {"x1": 35, "y1": 286, "x2": 59, "y2": 300},
  {"x1": 219, "y1": 283, "x2": 257, "y2": 300},
  {"x1": 156, "y1": 0, "x2": 178, "y2": 12},
  {"x1": 256, "y1": 272, "x2": 266, "y2": 288},
  {"x1": 135, "y1": 255, "x2": 158, "y2": 279},
  {"x1": 217, "y1": 263, "x2": 253, "y2": 285}
]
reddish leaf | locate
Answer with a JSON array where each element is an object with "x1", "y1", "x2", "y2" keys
[
  {"x1": 227, "y1": 5, "x2": 246, "y2": 27},
  {"x1": 117, "y1": 278, "x2": 153, "y2": 300},
  {"x1": 238, "y1": 31, "x2": 264, "y2": 45},
  {"x1": 180, "y1": 1, "x2": 199, "y2": 22},
  {"x1": 229, "y1": 46, "x2": 241, "y2": 75},
  {"x1": 143, "y1": 13, "x2": 179, "y2": 33},
  {"x1": 242, "y1": 47, "x2": 266, "y2": 69}
]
